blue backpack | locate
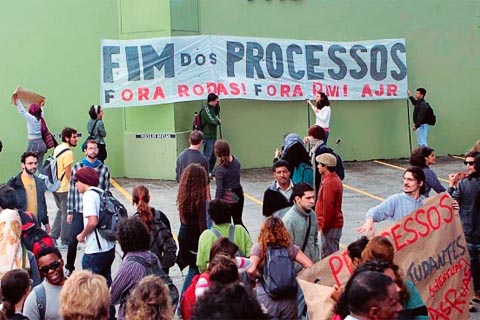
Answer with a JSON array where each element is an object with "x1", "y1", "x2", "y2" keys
[
  {"x1": 292, "y1": 162, "x2": 313, "y2": 186},
  {"x1": 261, "y1": 245, "x2": 298, "y2": 299}
]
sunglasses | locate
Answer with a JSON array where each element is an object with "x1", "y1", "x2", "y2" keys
[
  {"x1": 464, "y1": 161, "x2": 475, "y2": 166},
  {"x1": 39, "y1": 260, "x2": 62, "y2": 274}
]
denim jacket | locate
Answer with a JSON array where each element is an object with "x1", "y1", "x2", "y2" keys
[{"x1": 7, "y1": 173, "x2": 48, "y2": 226}]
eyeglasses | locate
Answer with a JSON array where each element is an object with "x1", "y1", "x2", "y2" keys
[
  {"x1": 39, "y1": 260, "x2": 62, "y2": 274},
  {"x1": 464, "y1": 161, "x2": 475, "y2": 166}
]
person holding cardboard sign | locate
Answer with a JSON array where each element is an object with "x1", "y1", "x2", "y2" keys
[
  {"x1": 12, "y1": 91, "x2": 49, "y2": 168},
  {"x1": 357, "y1": 167, "x2": 426, "y2": 236}
]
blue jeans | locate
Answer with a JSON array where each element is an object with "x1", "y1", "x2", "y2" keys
[
  {"x1": 468, "y1": 243, "x2": 480, "y2": 295},
  {"x1": 297, "y1": 285, "x2": 309, "y2": 320},
  {"x1": 203, "y1": 138, "x2": 216, "y2": 173},
  {"x1": 82, "y1": 247, "x2": 116, "y2": 286},
  {"x1": 416, "y1": 124, "x2": 429, "y2": 146},
  {"x1": 180, "y1": 265, "x2": 200, "y2": 295}
]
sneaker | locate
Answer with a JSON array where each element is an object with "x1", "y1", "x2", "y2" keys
[
  {"x1": 59, "y1": 243, "x2": 68, "y2": 250},
  {"x1": 472, "y1": 296, "x2": 480, "y2": 304}
]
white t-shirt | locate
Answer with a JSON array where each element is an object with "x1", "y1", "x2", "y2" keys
[
  {"x1": 315, "y1": 106, "x2": 331, "y2": 129},
  {"x1": 83, "y1": 187, "x2": 115, "y2": 254}
]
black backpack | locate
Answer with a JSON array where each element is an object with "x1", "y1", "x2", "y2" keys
[
  {"x1": 91, "y1": 189, "x2": 128, "y2": 243},
  {"x1": 150, "y1": 209, "x2": 177, "y2": 271},
  {"x1": 425, "y1": 102, "x2": 437, "y2": 126},
  {"x1": 126, "y1": 255, "x2": 179, "y2": 308},
  {"x1": 260, "y1": 245, "x2": 298, "y2": 299}
]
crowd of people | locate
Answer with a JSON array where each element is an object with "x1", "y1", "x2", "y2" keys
[{"x1": 1, "y1": 88, "x2": 479, "y2": 320}]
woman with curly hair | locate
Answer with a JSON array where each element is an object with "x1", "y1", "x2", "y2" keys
[
  {"x1": 132, "y1": 184, "x2": 177, "y2": 274},
  {"x1": 176, "y1": 164, "x2": 209, "y2": 295},
  {"x1": 213, "y1": 140, "x2": 246, "y2": 231},
  {"x1": 247, "y1": 216, "x2": 313, "y2": 320},
  {"x1": 125, "y1": 275, "x2": 174, "y2": 320},
  {"x1": 409, "y1": 146, "x2": 445, "y2": 197}
]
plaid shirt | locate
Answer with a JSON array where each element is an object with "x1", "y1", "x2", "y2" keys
[{"x1": 67, "y1": 159, "x2": 111, "y2": 214}]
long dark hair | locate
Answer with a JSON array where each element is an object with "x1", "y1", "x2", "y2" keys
[
  {"x1": 409, "y1": 146, "x2": 434, "y2": 168},
  {"x1": 177, "y1": 164, "x2": 208, "y2": 231},
  {"x1": 316, "y1": 91, "x2": 330, "y2": 109}
]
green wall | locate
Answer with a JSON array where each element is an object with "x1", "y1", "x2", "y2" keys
[{"x1": 1, "y1": 0, "x2": 478, "y2": 181}]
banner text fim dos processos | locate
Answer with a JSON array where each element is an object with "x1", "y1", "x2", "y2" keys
[{"x1": 101, "y1": 36, "x2": 407, "y2": 108}]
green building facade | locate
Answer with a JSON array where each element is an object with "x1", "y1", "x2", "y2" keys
[{"x1": 1, "y1": 0, "x2": 478, "y2": 181}]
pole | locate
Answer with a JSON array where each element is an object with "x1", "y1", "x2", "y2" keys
[
  {"x1": 307, "y1": 100, "x2": 311, "y2": 129},
  {"x1": 219, "y1": 124, "x2": 223, "y2": 139},
  {"x1": 406, "y1": 100, "x2": 412, "y2": 153}
]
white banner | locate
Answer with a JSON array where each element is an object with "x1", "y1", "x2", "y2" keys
[{"x1": 101, "y1": 36, "x2": 408, "y2": 108}]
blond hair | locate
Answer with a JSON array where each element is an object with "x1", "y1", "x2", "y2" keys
[
  {"x1": 59, "y1": 270, "x2": 110, "y2": 320},
  {"x1": 125, "y1": 275, "x2": 173, "y2": 320}
]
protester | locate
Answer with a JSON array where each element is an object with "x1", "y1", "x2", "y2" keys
[
  {"x1": 65, "y1": 139, "x2": 110, "y2": 276},
  {"x1": 74, "y1": 167, "x2": 115, "y2": 287},
  {"x1": 7, "y1": 151, "x2": 50, "y2": 231},
  {"x1": 281, "y1": 183, "x2": 320, "y2": 318},
  {"x1": 132, "y1": 184, "x2": 176, "y2": 274},
  {"x1": 409, "y1": 146, "x2": 445, "y2": 196},
  {"x1": 110, "y1": 217, "x2": 166, "y2": 320},
  {"x1": 0, "y1": 208, "x2": 40, "y2": 285},
  {"x1": 125, "y1": 275, "x2": 174, "y2": 320},
  {"x1": 176, "y1": 163, "x2": 209, "y2": 295},
  {"x1": 334, "y1": 267, "x2": 402, "y2": 320},
  {"x1": 0, "y1": 269, "x2": 31, "y2": 320},
  {"x1": 408, "y1": 87, "x2": 431, "y2": 146},
  {"x1": 50, "y1": 127, "x2": 77, "y2": 249},
  {"x1": 176, "y1": 130, "x2": 209, "y2": 182},
  {"x1": 357, "y1": 166, "x2": 426, "y2": 236},
  {"x1": 214, "y1": 140, "x2": 246, "y2": 230},
  {"x1": 13, "y1": 93, "x2": 48, "y2": 167},
  {"x1": 307, "y1": 91, "x2": 332, "y2": 144},
  {"x1": 59, "y1": 270, "x2": 110, "y2": 320},
  {"x1": 200, "y1": 93, "x2": 221, "y2": 174},
  {"x1": 274, "y1": 133, "x2": 310, "y2": 174},
  {"x1": 196, "y1": 199, "x2": 252, "y2": 273},
  {"x1": 262, "y1": 160, "x2": 294, "y2": 217},
  {"x1": 360, "y1": 236, "x2": 429, "y2": 319},
  {"x1": 181, "y1": 238, "x2": 251, "y2": 320},
  {"x1": 23, "y1": 247, "x2": 66, "y2": 320},
  {"x1": 448, "y1": 152, "x2": 480, "y2": 311},
  {"x1": 248, "y1": 216, "x2": 313, "y2": 319},
  {"x1": 304, "y1": 125, "x2": 345, "y2": 194},
  {"x1": 87, "y1": 105, "x2": 107, "y2": 162},
  {"x1": 315, "y1": 153, "x2": 344, "y2": 258},
  {"x1": 191, "y1": 282, "x2": 269, "y2": 320}
]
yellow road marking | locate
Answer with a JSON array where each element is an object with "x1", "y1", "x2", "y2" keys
[
  {"x1": 373, "y1": 160, "x2": 449, "y2": 183},
  {"x1": 450, "y1": 155, "x2": 464, "y2": 160},
  {"x1": 110, "y1": 178, "x2": 132, "y2": 202},
  {"x1": 244, "y1": 192, "x2": 263, "y2": 206},
  {"x1": 342, "y1": 183, "x2": 385, "y2": 202}
]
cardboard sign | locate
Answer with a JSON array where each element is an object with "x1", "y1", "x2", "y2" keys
[
  {"x1": 11, "y1": 86, "x2": 45, "y2": 106},
  {"x1": 297, "y1": 193, "x2": 473, "y2": 320}
]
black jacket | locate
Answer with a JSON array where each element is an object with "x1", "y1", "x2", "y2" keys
[
  {"x1": 409, "y1": 96, "x2": 428, "y2": 127},
  {"x1": 262, "y1": 182, "x2": 294, "y2": 217}
]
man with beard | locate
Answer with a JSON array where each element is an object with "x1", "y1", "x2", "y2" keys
[
  {"x1": 23, "y1": 247, "x2": 66, "y2": 320},
  {"x1": 357, "y1": 166, "x2": 426, "y2": 236},
  {"x1": 8, "y1": 151, "x2": 50, "y2": 232},
  {"x1": 51, "y1": 127, "x2": 77, "y2": 248},
  {"x1": 65, "y1": 139, "x2": 110, "y2": 277}
]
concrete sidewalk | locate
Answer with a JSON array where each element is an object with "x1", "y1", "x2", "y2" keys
[{"x1": 44, "y1": 155, "x2": 480, "y2": 319}]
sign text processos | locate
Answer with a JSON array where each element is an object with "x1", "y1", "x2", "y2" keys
[{"x1": 102, "y1": 41, "x2": 407, "y2": 82}]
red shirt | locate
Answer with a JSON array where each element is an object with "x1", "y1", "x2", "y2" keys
[{"x1": 315, "y1": 172, "x2": 343, "y2": 233}]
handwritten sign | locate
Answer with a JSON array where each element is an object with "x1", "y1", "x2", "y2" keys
[{"x1": 298, "y1": 193, "x2": 473, "y2": 320}]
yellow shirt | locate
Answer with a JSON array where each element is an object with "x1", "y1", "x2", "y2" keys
[
  {"x1": 54, "y1": 142, "x2": 74, "y2": 193},
  {"x1": 21, "y1": 173, "x2": 38, "y2": 216}
]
